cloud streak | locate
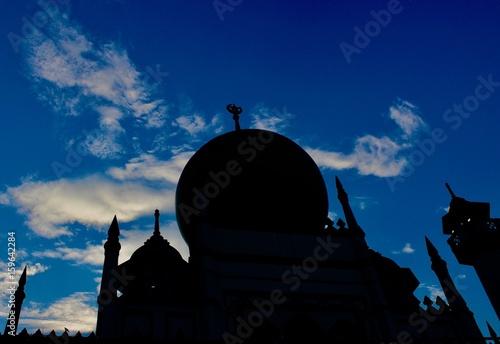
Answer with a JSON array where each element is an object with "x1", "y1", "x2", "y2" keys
[
  {"x1": 32, "y1": 221, "x2": 189, "y2": 266},
  {"x1": 2, "y1": 175, "x2": 175, "y2": 238},
  {"x1": 391, "y1": 242, "x2": 416, "y2": 254},
  {"x1": 306, "y1": 100, "x2": 428, "y2": 177},
  {"x1": 250, "y1": 104, "x2": 294, "y2": 133},
  {"x1": 20, "y1": 292, "x2": 97, "y2": 334},
  {"x1": 418, "y1": 283, "x2": 446, "y2": 302},
  {"x1": 24, "y1": 13, "x2": 169, "y2": 159}
]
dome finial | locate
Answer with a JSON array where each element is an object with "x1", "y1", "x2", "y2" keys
[
  {"x1": 154, "y1": 209, "x2": 161, "y2": 237},
  {"x1": 226, "y1": 103, "x2": 242, "y2": 131}
]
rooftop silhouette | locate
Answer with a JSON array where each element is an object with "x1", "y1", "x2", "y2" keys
[{"x1": 4, "y1": 106, "x2": 498, "y2": 344}]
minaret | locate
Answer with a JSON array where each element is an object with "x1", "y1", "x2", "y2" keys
[
  {"x1": 442, "y1": 184, "x2": 500, "y2": 321},
  {"x1": 96, "y1": 216, "x2": 121, "y2": 338},
  {"x1": 335, "y1": 176, "x2": 365, "y2": 237},
  {"x1": 4, "y1": 266, "x2": 27, "y2": 336},
  {"x1": 425, "y1": 237, "x2": 484, "y2": 343}
]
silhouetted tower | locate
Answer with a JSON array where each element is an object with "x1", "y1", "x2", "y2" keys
[
  {"x1": 425, "y1": 237, "x2": 485, "y2": 343},
  {"x1": 96, "y1": 215, "x2": 121, "y2": 338},
  {"x1": 442, "y1": 183, "x2": 500, "y2": 321},
  {"x1": 4, "y1": 266, "x2": 27, "y2": 336}
]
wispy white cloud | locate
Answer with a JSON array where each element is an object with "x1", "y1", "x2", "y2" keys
[
  {"x1": 26, "y1": 263, "x2": 50, "y2": 275},
  {"x1": 0, "y1": 192, "x2": 11, "y2": 205},
  {"x1": 250, "y1": 104, "x2": 294, "y2": 132},
  {"x1": 172, "y1": 113, "x2": 223, "y2": 137},
  {"x1": 79, "y1": 127, "x2": 124, "y2": 159},
  {"x1": 19, "y1": 292, "x2": 97, "y2": 334},
  {"x1": 32, "y1": 242, "x2": 104, "y2": 266},
  {"x1": 3, "y1": 175, "x2": 175, "y2": 238},
  {"x1": 352, "y1": 196, "x2": 378, "y2": 210},
  {"x1": 31, "y1": 221, "x2": 189, "y2": 266},
  {"x1": 305, "y1": 149, "x2": 355, "y2": 170},
  {"x1": 402, "y1": 243, "x2": 415, "y2": 254},
  {"x1": 170, "y1": 96, "x2": 224, "y2": 138},
  {"x1": 306, "y1": 100, "x2": 427, "y2": 177},
  {"x1": 418, "y1": 283, "x2": 446, "y2": 302},
  {"x1": 107, "y1": 152, "x2": 194, "y2": 184},
  {"x1": 389, "y1": 100, "x2": 428, "y2": 139},
  {"x1": 173, "y1": 114, "x2": 208, "y2": 136},
  {"x1": 391, "y1": 242, "x2": 415, "y2": 254},
  {"x1": 437, "y1": 205, "x2": 450, "y2": 213},
  {"x1": 24, "y1": 12, "x2": 169, "y2": 159}
]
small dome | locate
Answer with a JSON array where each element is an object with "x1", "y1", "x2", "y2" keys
[
  {"x1": 127, "y1": 210, "x2": 186, "y2": 269},
  {"x1": 176, "y1": 129, "x2": 329, "y2": 245},
  {"x1": 118, "y1": 210, "x2": 193, "y2": 306},
  {"x1": 129, "y1": 236, "x2": 184, "y2": 265}
]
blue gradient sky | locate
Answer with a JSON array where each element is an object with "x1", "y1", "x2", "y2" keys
[{"x1": 1, "y1": 0, "x2": 500, "y2": 336}]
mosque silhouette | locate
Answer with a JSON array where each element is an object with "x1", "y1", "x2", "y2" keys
[{"x1": 3, "y1": 105, "x2": 500, "y2": 343}]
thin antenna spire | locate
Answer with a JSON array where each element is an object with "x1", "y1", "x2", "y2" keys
[
  {"x1": 335, "y1": 176, "x2": 364, "y2": 236},
  {"x1": 445, "y1": 182, "x2": 456, "y2": 199}
]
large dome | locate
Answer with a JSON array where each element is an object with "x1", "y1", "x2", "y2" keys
[{"x1": 176, "y1": 129, "x2": 328, "y2": 246}]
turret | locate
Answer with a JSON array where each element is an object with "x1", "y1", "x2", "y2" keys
[
  {"x1": 96, "y1": 216, "x2": 121, "y2": 338},
  {"x1": 425, "y1": 237, "x2": 485, "y2": 343}
]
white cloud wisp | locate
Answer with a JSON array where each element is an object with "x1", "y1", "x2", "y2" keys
[{"x1": 306, "y1": 100, "x2": 428, "y2": 177}]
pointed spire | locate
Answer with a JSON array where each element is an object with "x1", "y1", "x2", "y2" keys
[
  {"x1": 488, "y1": 321, "x2": 500, "y2": 343},
  {"x1": 104, "y1": 215, "x2": 121, "y2": 252},
  {"x1": 97, "y1": 217, "x2": 121, "y2": 337},
  {"x1": 335, "y1": 176, "x2": 364, "y2": 236},
  {"x1": 445, "y1": 182, "x2": 456, "y2": 199},
  {"x1": 424, "y1": 236, "x2": 481, "y2": 337},
  {"x1": 154, "y1": 209, "x2": 161, "y2": 237},
  {"x1": 425, "y1": 236, "x2": 450, "y2": 274},
  {"x1": 19, "y1": 266, "x2": 27, "y2": 289},
  {"x1": 108, "y1": 215, "x2": 119, "y2": 238},
  {"x1": 425, "y1": 236, "x2": 439, "y2": 259}
]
